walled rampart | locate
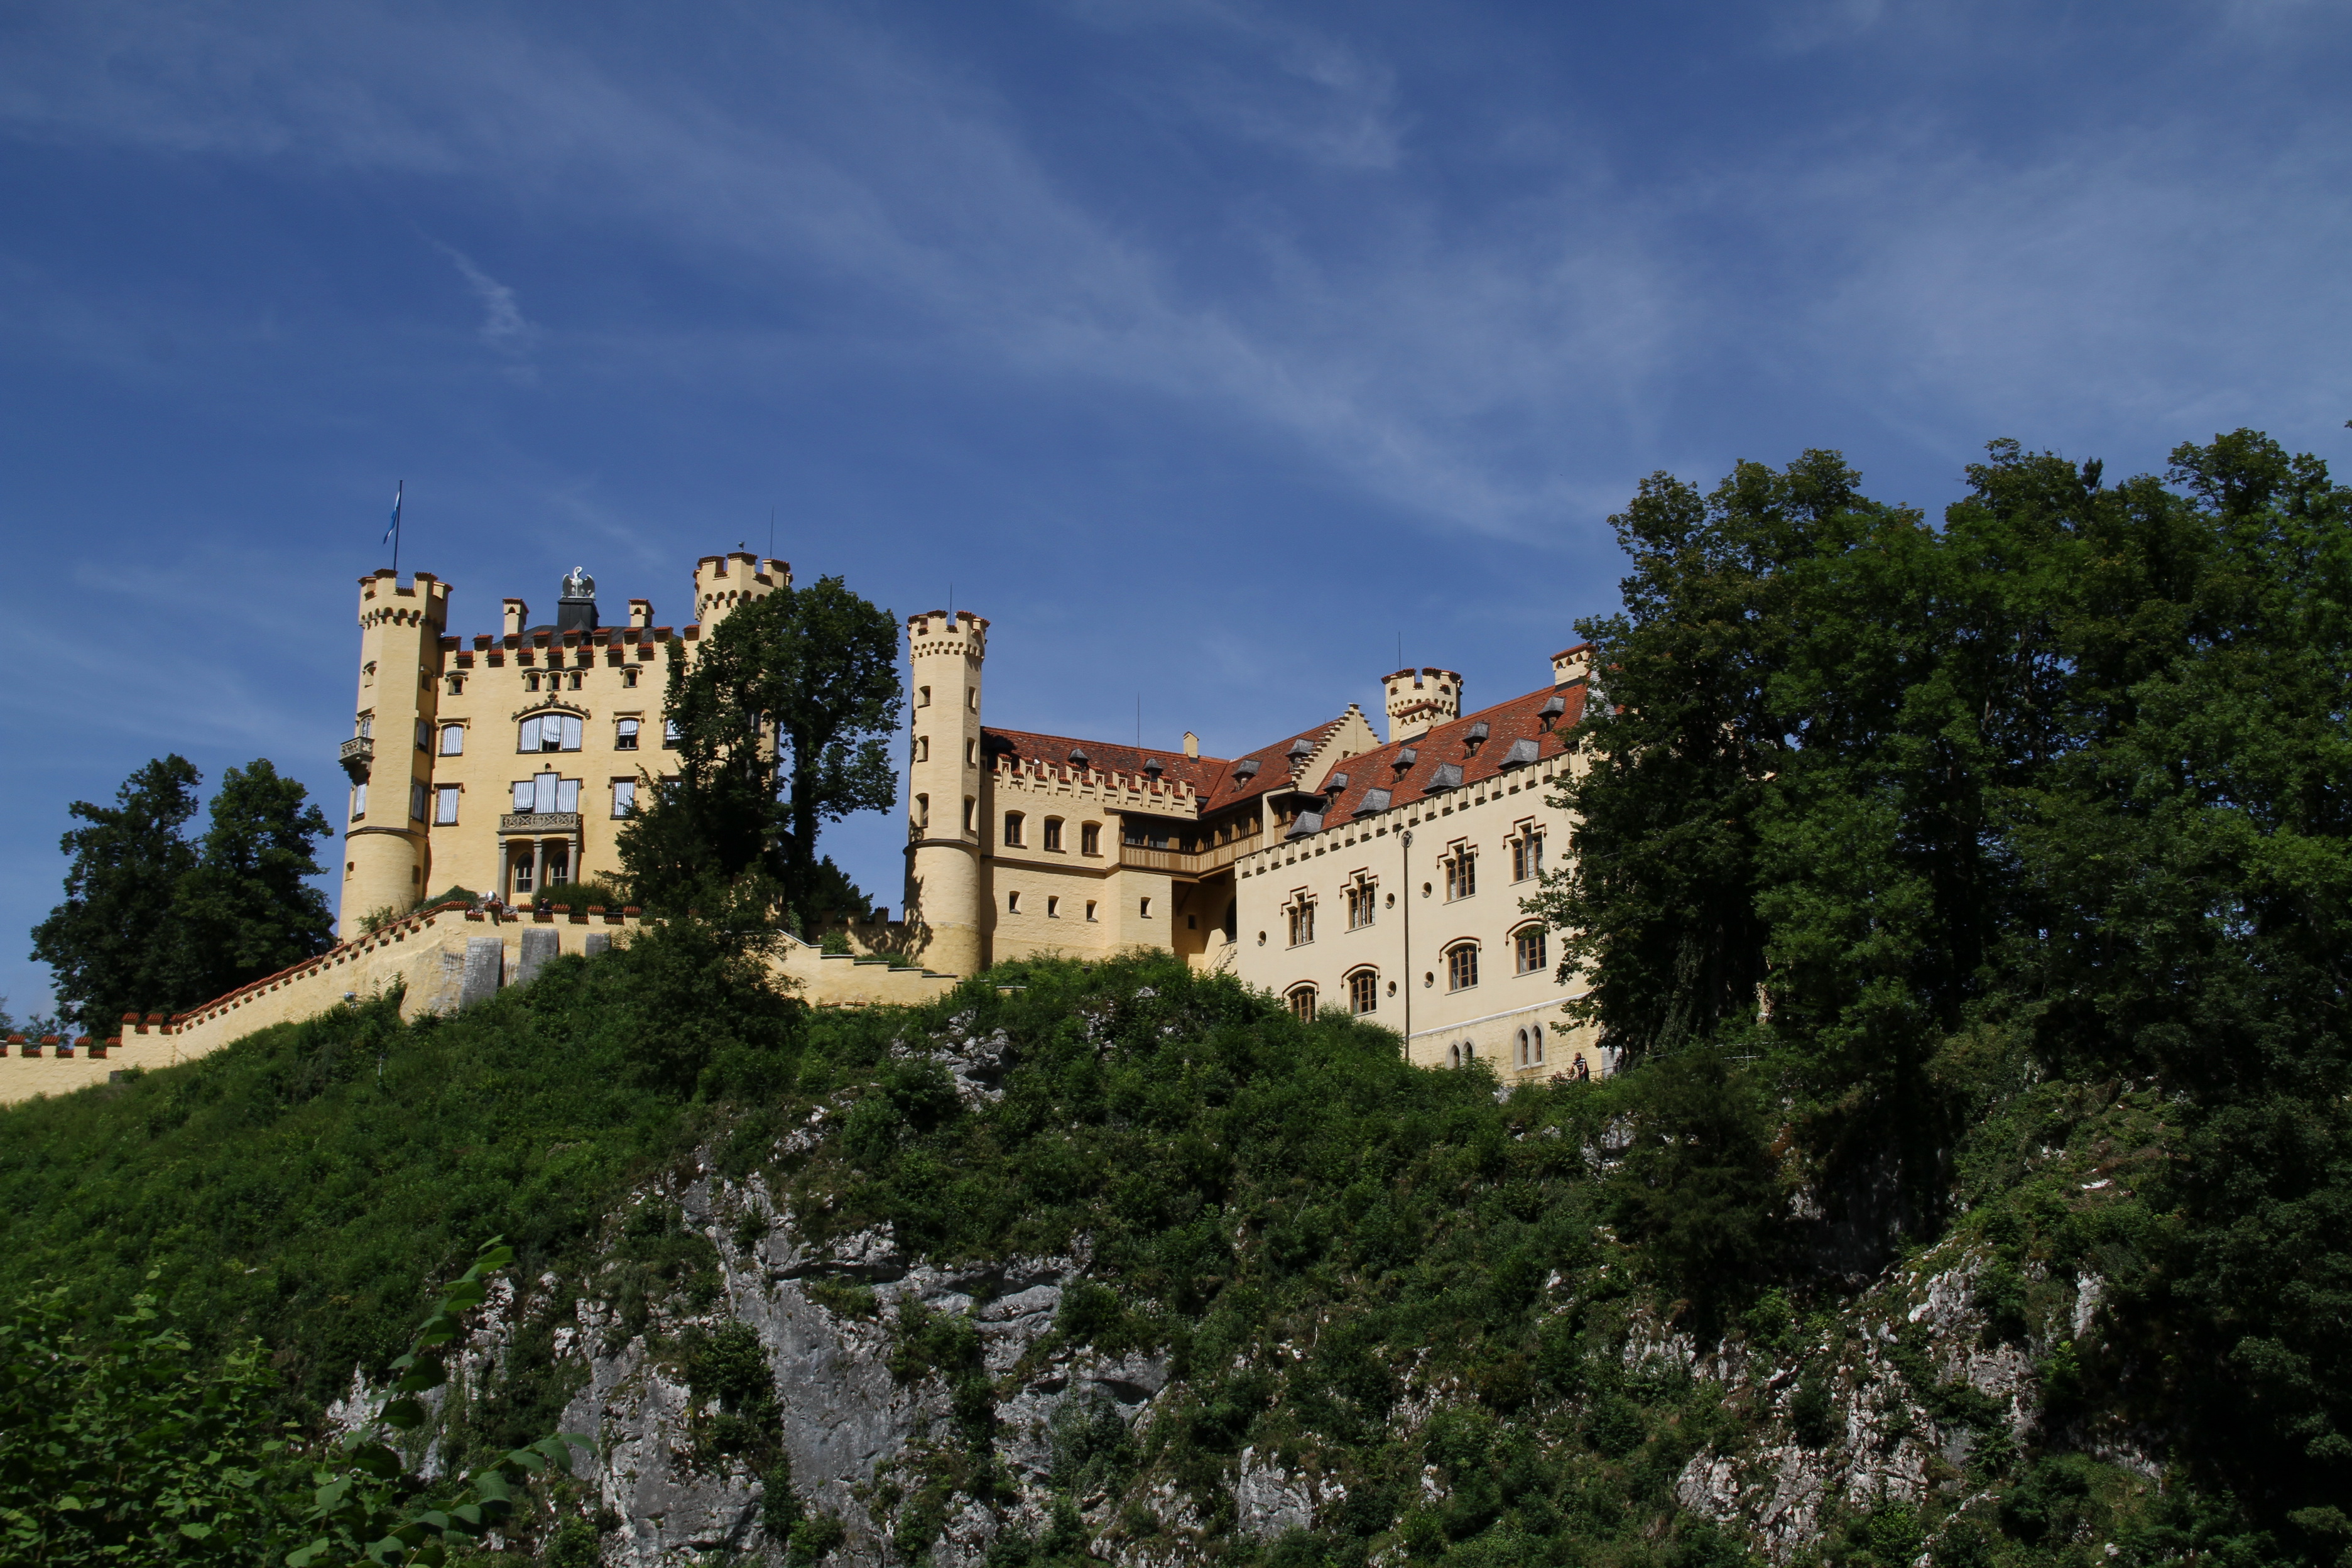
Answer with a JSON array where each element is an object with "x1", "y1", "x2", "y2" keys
[{"x1": 0, "y1": 902, "x2": 959, "y2": 1107}]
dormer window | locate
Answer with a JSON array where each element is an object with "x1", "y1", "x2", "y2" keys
[
  {"x1": 1143, "y1": 757, "x2": 1163, "y2": 780},
  {"x1": 1464, "y1": 721, "x2": 1489, "y2": 750},
  {"x1": 1537, "y1": 692, "x2": 1567, "y2": 732},
  {"x1": 1324, "y1": 772, "x2": 1349, "y2": 796},
  {"x1": 1069, "y1": 747, "x2": 1089, "y2": 768},
  {"x1": 1232, "y1": 757, "x2": 1259, "y2": 781},
  {"x1": 1393, "y1": 748, "x2": 1417, "y2": 773}
]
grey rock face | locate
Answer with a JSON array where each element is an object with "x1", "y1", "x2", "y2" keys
[{"x1": 545, "y1": 1163, "x2": 1125, "y2": 1567}]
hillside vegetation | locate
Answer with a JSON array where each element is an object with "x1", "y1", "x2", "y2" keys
[{"x1": 0, "y1": 937, "x2": 2335, "y2": 1568}]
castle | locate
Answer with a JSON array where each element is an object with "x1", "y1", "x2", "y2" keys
[{"x1": 338, "y1": 554, "x2": 1609, "y2": 1082}]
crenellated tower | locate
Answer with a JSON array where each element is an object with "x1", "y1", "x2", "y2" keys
[
  {"x1": 902, "y1": 609, "x2": 988, "y2": 974},
  {"x1": 693, "y1": 552, "x2": 792, "y2": 632},
  {"x1": 1381, "y1": 666, "x2": 1464, "y2": 743},
  {"x1": 340, "y1": 570, "x2": 451, "y2": 937}
]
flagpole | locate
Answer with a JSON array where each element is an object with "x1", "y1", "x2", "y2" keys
[{"x1": 388, "y1": 480, "x2": 404, "y2": 576}]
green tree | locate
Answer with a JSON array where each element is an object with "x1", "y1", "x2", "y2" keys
[
  {"x1": 620, "y1": 576, "x2": 900, "y2": 934},
  {"x1": 169, "y1": 760, "x2": 335, "y2": 1006},
  {"x1": 28, "y1": 756, "x2": 202, "y2": 1033},
  {"x1": 0, "y1": 1280, "x2": 290, "y2": 1564}
]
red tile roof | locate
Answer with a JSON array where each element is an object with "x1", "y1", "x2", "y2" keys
[
  {"x1": 981, "y1": 728, "x2": 1226, "y2": 798},
  {"x1": 983, "y1": 714, "x2": 1361, "y2": 817},
  {"x1": 1309, "y1": 678, "x2": 1589, "y2": 827}
]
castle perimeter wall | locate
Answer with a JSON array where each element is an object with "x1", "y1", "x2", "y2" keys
[{"x1": 0, "y1": 903, "x2": 958, "y2": 1108}]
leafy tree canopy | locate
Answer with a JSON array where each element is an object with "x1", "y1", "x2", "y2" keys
[
  {"x1": 1530, "y1": 427, "x2": 2352, "y2": 1522},
  {"x1": 30, "y1": 757, "x2": 333, "y2": 1033},
  {"x1": 619, "y1": 575, "x2": 900, "y2": 934}
]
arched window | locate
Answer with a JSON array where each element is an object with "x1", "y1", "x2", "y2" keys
[
  {"x1": 1448, "y1": 1043, "x2": 1461, "y2": 1068},
  {"x1": 520, "y1": 712, "x2": 583, "y2": 753},
  {"x1": 1516, "y1": 1028, "x2": 1531, "y2": 1067},
  {"x1": 914, "y1": 793, "x2": 930, "y2": 829},
  {"x1": 1042, "y1": 817, "x2": 1064, "y2": 851},
  {"x1": 1532, "y1": 1023, "x2": 1545, "y2": 1065},
  {"x1": 438, "y1": 724, "x2": 466, "y2": 756},
  {"x1": 1348, "y1": 969, "x2": 1379, "y2": 1015},
  {"x1": 1004, "y1": 812, "x2": 1025, "y2": 847},
  {"x1": 1446, "y1": 941, "x2": 1479, "y2": 991},
  {"x1": 1515, "y1": 924, "x2": 1548, "y2": 974},
  {"x1": 1287, "y1": 984, "x2": 1317, "y2": 1021}
]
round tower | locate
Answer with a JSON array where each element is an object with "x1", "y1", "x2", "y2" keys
[
  {"x1": 1382, "y1": 666, "x2": 1464, "y2": 743},
  {"x1": 692, "y1": 552, "x2": 791, "y2": 633},
  {"x1": 903, "y1": 609, "x2": 989, "y2": 976},
  {"x1": 339, "y1": 569, "x2": 451, "y2": 939}
]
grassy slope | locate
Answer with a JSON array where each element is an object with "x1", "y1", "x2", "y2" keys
[{"x1": 0, "y1": 944, "x2": 2290, "y2": 1568}]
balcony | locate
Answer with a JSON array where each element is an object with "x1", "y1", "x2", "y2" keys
[
  {"x1": 337, "y1": 735, "x2": 374, "y2": 782},
  {"x1": 1118, "y1": 834, "x2": 1251, "y2": 878},
  {"x1": 499, "y1": 812, "x2": 582, "y2": 836}
]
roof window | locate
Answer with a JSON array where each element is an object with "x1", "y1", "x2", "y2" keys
[
  {"x1": 1538, "y1": 692, "x2": 1567, "y2": 731},
  {"x1": 1360, "y1": 787, "x2": 1393, "y2": 813},
  {"x1": 1068, "y1": 748, "x2": 1089, "y2": 767},
  {"x1": 1497, "y1": 737, "x2": 1541, "y2": 770},
  {"x1": 1233, "y1": 758, "x2": 1260, "y2": 781},
  {"x1": 1393, "y1": 747, "x2": 1418, "y2": 772},
  {"x1": 1425, "y1": 763, "x2": 1464, "y2": 793},
  {"x1": 1285, "y1": 810, "x2": 1324, "y2": 839},
  {"x1": 1463, "y1": 721, "x2": 1489, "y2": 750}
]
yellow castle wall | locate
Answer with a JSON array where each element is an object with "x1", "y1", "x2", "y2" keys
[
  {"x1": 335, "y1": 554, "x2": 789, "y2": 939},
  {"x1": 0, "y1": 903, "x2": 956, "y2": 1109},
  {"x1": 1229, "y1": 749, "x2": 1608, "y2": 1084}
]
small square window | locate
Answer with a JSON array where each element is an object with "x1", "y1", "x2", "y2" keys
[
  {"x1": 1085, "y1": 900, "x2": 1098, "y2": 922},
  {"x1": 1007, "y1": 890, "x2": 1021, "y2": 913},
  {"x1": 1140, "y1": 896, "x2": 1152, "y2": 918},
  {"x1": 616, "y1": 718, "x2": 640, "y2": 751},
  {"x1": 623, "y1": 667, "x2": 640, "y2": 688},
  {"x1": 1047, "y1": 896, "x2": 1060, "y2": 918}
]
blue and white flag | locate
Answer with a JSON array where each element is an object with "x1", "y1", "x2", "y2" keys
[{"x1": 383, "y1": 479, "x2": 403, "y2": 546}]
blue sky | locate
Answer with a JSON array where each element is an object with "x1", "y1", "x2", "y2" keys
[{"x1": 4, "y1": 0, "x2": 2349, "y2": 1018}]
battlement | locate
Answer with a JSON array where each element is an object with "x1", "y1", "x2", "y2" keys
[
  {"x1": 908, "y1": 609, "x2": 989, "y2": 661},
  {"x1": 1382, "y1": 666, "x2": 1464, "y2": 743},
  {"x1": 991, "y1": 753, "x2": 1203, "y2": 818},
  {"x1": 694, "y1": 552, "x2": 790, "y2": 628},
  {"x1": 357, "y1": 570, "x2": 452, "y2": 629}
]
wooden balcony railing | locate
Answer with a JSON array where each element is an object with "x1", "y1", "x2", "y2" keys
[{"x1": 1119, "y1": 834, "x2": 1255, "y2": 877}]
